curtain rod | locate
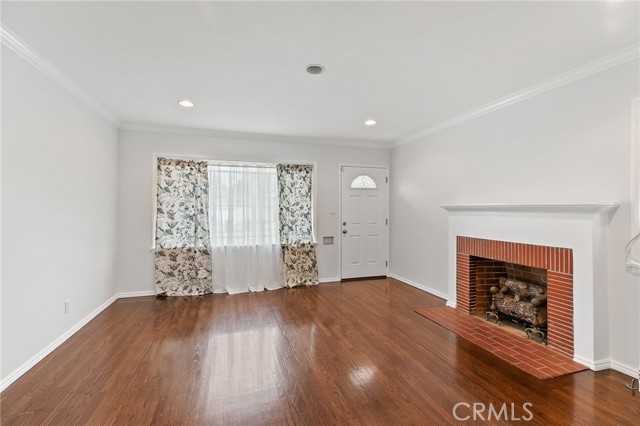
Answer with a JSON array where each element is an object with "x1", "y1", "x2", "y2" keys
[
  {"x1": 207, "y1": 160, "x2": 314, "y2": 169},
  {"x1": 154, "y1": 154, "x2": 315, "y2": 168},
  {"x1": 208, "y1": 161, "x2": 277, "y2": 169}
]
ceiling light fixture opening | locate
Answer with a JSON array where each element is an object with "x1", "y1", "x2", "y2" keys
[
  {"x1": 178, "y1": 99, "x2": 194, "y2": 108},
  {"x1": 364, "y1": 119, "x2": 377, "y2": 126},
  {"x1": 306, "y1": 64, "x2": 325, "y2": 75}
]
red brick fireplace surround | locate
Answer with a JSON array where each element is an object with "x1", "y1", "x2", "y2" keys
[{"x1": 456, "y1": 236, "x2": 574, "y2": 357}]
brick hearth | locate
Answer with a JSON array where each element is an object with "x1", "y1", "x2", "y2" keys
[
  {"x1": 415, "y1": 307, "x2": 587, "y2": 379},
  {"x1": 456, "y1": 236, "x2": 574, "y2": 357}
]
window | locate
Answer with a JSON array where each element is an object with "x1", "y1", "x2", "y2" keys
[
  {"x1": 350, "y1": 175, "x2": 377, "y2": 189},
  {"x1": 153, "y1": 157, "x2": 319, "y2": 293},
  {"x1": 208, "y1": 163, "x2": 279, "y2": 246},
  {"x1": 208, "y1": 163, "x2": 284, "y2": 293}
]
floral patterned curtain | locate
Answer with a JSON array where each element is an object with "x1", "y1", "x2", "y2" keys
[
  {"x1": 277, "y1": 164, "x2": 319, "y2": 287},
  {"x1": 154, "y1": 158, "x2": 212, "y2": 296}
]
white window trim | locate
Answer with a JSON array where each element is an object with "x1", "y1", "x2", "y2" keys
[
  {"x1": 626, "y1": 99, "x2": 640, "y2": 276},
  {"x1": 150, "y1": 153, "x2": 318, "y2": 250},
  {"x1": 632, "y1": 98, "x2": 640, "y2": 235}
]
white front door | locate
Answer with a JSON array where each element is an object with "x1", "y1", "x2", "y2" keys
[{"x1": 340, "y1": 166, "x2": 388, "y2": 279}]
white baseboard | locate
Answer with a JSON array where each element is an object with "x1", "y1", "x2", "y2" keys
[
  {"x1": 610, "y1": 360, "x2": 640, "y2": 378},
  {"x1": 445, "y1": 300, "x2": 457, "y2": 308},
  {"x1": 319, "y1": 277, "x2": 340, "y2": 283},
  {"x1": 593, "y1": 358, "x2": 615, "y2": 371},
  {"x1": 0, "y1": 290, "x2": 159, "y2": 392},
  {"x1": 118, "y1": 290, "x2": 155, "y2": 298},
  {"x1": 0, "y1": 293, "x2": 119, "y2": 392},
  {"x1": 573, "y1": 355, "x2": 603, "y2": 371},
  {"x1": 388, "y1": 273, "x2": 449, "y2": 301},
  {"x1": 4, "y1": 286, "x2": 637, "y2": 393},
  {"x1": 572, "y1": 356, "x2": 639, "y2": 378}
]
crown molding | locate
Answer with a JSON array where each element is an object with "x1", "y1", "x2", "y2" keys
[
  {"x1": 4, "y1": 20, "x2": 636, "y2": 150},
  {"x1": 394, "y1": 43, "x2": 640, "y2": 148},
  {"x1": 441, "y1": 203, "x2": 621, "y2": 214},
  {"x1": 1, "y1": 24, "x2": 121, "y2": 128},
  {"x1": 120, "y1": 122, "x2": 393, "y2": 149}
]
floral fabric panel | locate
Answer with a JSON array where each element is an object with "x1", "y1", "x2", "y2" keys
[
  {"x1": 154, "y1": 158, "x2": 213, "y2": 296},
  {"x1": 277, "y1": 164, "x2": 319, "y2": 287},
  {"x1": 281, "y1": 242, "x2": 318, "y2": 287}
]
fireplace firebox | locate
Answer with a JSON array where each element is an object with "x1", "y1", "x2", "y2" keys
[{"x1": 456, "y1": 236, "x2": 574, "y2": 357}]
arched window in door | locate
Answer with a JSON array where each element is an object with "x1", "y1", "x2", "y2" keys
[{"x1": 350, "y1": 175, "x2": 377, "y2": 189}]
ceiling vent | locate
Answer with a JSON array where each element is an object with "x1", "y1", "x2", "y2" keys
[{"x1": 305, "y1": 64, "x2": 325, "y2": 75}]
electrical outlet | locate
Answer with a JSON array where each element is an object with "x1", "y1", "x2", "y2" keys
[{"x1": 65, "y1": 299, "x2": 70, "y2": 314}]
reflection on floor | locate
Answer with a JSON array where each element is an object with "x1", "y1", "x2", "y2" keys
[{"x1": 1, "y1": 278, "x2": 636, "y2": 425}]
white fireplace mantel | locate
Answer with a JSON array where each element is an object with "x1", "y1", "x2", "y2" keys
[
  {"x1": 441, "y1": 203, "x2": 620, "y2": 214},
  {"x1": 443, "y1": 202, "x2": 621, "y2": 371}
]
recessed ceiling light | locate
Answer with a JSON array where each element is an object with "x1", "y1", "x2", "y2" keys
[
  {"x1": 306, "y1": 64, "x2": 325, "y2": 75},
  {"x1": 364, "y1": 119, "x2": 377, "y2": 126},
  {"x1": 178, "y1": 99, "x2": 194, "y2": 108}
]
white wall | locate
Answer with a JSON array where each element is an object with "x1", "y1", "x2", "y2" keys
[
  {"x1": 390, "y1": 60, "x2": 640, "y2": 372},
  {"x1": 1, "y1": 47, "x2": 119, "y2": 384},
  {"x1": 117, "y1": 130, "x2": 390, "y2": 294}
]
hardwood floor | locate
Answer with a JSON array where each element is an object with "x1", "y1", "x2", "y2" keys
[{"x1": 1, "y1": 278, "x2": 638, "y2": 425}]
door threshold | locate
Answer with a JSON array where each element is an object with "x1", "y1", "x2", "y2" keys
[{"x1": 341, "y1": 275, "x2": 387, "y2": 282}]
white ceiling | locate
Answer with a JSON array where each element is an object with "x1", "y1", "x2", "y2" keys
[{"x1": 2, "y1": 1, "x2": 638, "y2": 145}]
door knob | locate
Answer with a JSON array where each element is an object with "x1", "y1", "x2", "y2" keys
[{"x1": 343, "y1": 229, "x2": 347, "y2": 234}]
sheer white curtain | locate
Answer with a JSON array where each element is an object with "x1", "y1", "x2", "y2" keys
[{"x1": 208, "y1": 164, "x2": 284, "y2": 294}]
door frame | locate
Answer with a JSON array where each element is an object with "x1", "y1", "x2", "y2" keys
[{"x1": 338, "y1": 163, "x2": 390, "y2": 280}]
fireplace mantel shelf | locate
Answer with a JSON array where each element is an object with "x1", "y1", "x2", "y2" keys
[{"x1": 441, "y1": 203, "x2": 620, "y2": 214}]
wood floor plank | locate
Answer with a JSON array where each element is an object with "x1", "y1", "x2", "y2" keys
[{"x1": 2, "y1": 278, "x2": 638, "y2": 425}]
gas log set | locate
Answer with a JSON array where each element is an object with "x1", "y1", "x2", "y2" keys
[{"x1": 486, "y1": 277, "x2": 548, "y2": 343}]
